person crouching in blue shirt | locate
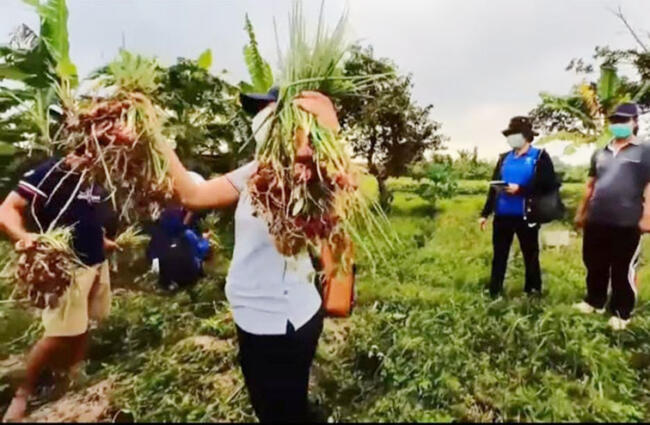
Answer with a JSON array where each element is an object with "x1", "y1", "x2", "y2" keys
[
  {"x1": 479, "y1": 116, "x2": 558, "y2": 298},
  {"x1": 147, "y1": 172, "x2": 211, "y2": 292}
]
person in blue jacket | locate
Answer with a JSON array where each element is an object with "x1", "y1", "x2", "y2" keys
[
  {"x1": 147, "y1": 171, "x2": 211, "y2": 291},
  {"x1": 479, "y1": 116, "x2": 558, "y2": 298}
]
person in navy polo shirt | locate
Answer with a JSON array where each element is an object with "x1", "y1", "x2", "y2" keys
[
  {"x1": 574, "y1": 103, "x2": 650, "y2": 330},
  {"x1": 480, "y1": 116, "x2": 558, "y2": 298},
  {"x1": 0, "y1": 150, "x2": 118, "y2": 421}
]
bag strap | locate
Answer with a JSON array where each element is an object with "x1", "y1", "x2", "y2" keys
[
  {"x1": 531, "y1": 147, "x2": 545, "y2": 184},
  {"x1": 534, "y1": 147, "x2": 544, "y2": 169},
  {"x1": 495, "y1": 152, "x2": 508, "y2": 179}
]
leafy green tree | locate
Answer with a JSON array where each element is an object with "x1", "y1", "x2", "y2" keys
[
  {"x1": 338, "y1": 45, "x2": 445, "y2": 206},
  {"x1": 531, "y1": 12, "x2": 650, "y2": 152},
  {"x1": 531, "y1": 64, "x2": 649, "y2": 152},
  {"x1": 155, "y1": 53, "x2": 254, "y2": 176}
]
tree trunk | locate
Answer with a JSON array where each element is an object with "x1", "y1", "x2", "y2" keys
[
  {"x1": 367, "y1": 133, "x2": 377, "y2": 172},
  {"x1": 377, "y1": 175, "x2": 392, "y2": 211}
]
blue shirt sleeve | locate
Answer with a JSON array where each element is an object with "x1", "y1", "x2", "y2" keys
[
  {"x1": 197, "y1": 238, "x2": 210, "y2": 260},
  {"x1": 183, "y1": 229, "x2": 210, "y2": 260}
]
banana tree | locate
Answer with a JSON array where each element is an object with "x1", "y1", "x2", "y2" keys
[
  {"x1": 0, "y1": 0, "x2": 77, "y2": 157},
  {"x1": 239, "y1": 14, "x2": 274, "y2": 94},
  {"x1": 532, "y1": 64, "x2": 650, "y2": 153}
]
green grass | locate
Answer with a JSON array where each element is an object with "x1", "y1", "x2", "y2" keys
[
  {"x1": 316, "y1": 192, "x2": 650, "y2": 422},
  {"x1": 3, "y1": 187, "x2": 650, "y2": 422}
]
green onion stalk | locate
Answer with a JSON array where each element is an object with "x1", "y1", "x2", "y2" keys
[
  {"x1": 248, "y1": 1, "x2": 396, "y2": 273},
  {"x1": 114, "y1": 224, "x2": 150, "y2": 248},
  {"x1": 110, "y1": 224, "x2": 151, "y2": 273},
  {"x1": 56, "y1": 51, "x2": 173, "y2": 223}
]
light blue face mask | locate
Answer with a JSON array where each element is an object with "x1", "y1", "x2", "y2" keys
[{"x1": 609, "y1": 123, "x2": 633, "y2": 140}]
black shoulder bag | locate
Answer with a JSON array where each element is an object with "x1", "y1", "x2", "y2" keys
[{"x1": 526, "y1": 149, "x2": 566, "y2": 224}]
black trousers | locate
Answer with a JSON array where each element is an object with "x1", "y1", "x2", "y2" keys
[
  {"x1": 583, "y1": 223, "x2": 641, "y2": 320},
  {"x1": 236, "y1": 311, "x2": 324, "y2": 423},
  {"x1": 490, "y1": 216, "x2": 542, "y2": 296}
]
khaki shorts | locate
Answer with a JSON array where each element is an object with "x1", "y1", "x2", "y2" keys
[{"x1": 42, "y1": 261, "x2": 111, "y2": 338}]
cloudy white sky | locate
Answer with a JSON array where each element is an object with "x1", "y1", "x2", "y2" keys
[{"x1": 1, "y1": 0, "x2": 648, "y2": 163}]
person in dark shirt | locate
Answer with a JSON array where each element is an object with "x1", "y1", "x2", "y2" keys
[
  {"x1": 574, "y1": 103, "x2": 650, "y2": 330},
  {"x1": 0, "y1": 151, "x2": 118, "y2": 422}
]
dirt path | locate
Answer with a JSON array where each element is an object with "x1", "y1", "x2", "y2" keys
[{"x1": 24, "y1": 379, "x2": 115, "y2": 423}]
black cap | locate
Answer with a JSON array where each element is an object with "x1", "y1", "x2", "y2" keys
[
  {"x1": 240, "y1": 87, "x2": 279, "y2": 116},
  {"x1": 609, "y1": 103, "x2": 640, "y2": 119},
  {"x1": 502, "y1": 116, "x2": 539, "y2": 138}
]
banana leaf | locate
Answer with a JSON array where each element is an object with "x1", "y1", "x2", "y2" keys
[
  {"x1": 27, "y1": 0, "x2": 78, "y2": 84},
  {"x1": 537, "y1": 131, "x2": 595, "y2": 146},
  {"x1": 597, "y1": 65, "x2": 620, "y2": 110},
  {"x1": 196, "y1": 49, "x2": 212, "y2": 71},
  {"x1": 633, "y1": 80, "x2": 650, "y2": 102},
  {"x1": 242, "y1": 14, "x2": 274, "y2": 93},
  {"x1": 538, "y1": 92, "x2": 597, "y2": 131},
  {"x1": 0, "y1": 63, "x2": 31, "y2": 81}
]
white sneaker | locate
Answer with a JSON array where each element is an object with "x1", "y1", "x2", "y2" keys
[
  {"x1": 608, "y1": 316, "x2": 630, "y2": 331},
  {"x1": 573, "y1": 301, "x2": 605, "y2": 315}
]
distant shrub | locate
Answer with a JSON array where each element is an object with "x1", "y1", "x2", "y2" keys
[
  {"x1": 556, "y1": 164, "x2": 589, "y2": 184},
  {"x1": 416, "y1": 163, "x2": 458, "y2": 201},
  {"x1": 407, "y1": 148, "x2": 495, "y2": 183},
  {"x1": 450, "y1": 149, "x2": 495, "y2": 181},
  {"x1": 388, "y1": 163, "x2": 458, "y2": 210},
  {"x1": 457, "y1": 180, "x2": 488, "y2": 196}
]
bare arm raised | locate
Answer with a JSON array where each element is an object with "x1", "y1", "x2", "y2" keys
[
  {"x1": 161, "y1": 91, "x2": 340, "y2": 211},
  {"x1": 160, "y1": 142, "x2": 240, "y2": 211}
]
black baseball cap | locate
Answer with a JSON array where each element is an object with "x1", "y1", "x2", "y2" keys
[
  {"x1": 240, "y1": 87, "x2": 279, "y2": 116},
  {"x1": 609, "y1": 103, "x2": 641, "y2": 119},
  {"x1": 502, "y1": 116, "x2": 539, "y2": 138}
]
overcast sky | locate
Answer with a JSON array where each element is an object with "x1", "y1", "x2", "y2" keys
[{"x1": 1, "y1": 0, "x2": 648, "y2": 163}]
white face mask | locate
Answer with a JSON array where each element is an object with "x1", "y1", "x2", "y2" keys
[
  {"x1": 251, "y1": 105, "x2": 275, "y2": 151},
  {"x1": 506, "y1": 133, "x2": 527, "y2": 149}
]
